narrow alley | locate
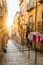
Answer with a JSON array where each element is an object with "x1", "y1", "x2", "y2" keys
[
  {"x1": 0, "y1": 39, "x2": 43, "y2": 65},
  {"x1": 0, "y1": 0, "x2": 43, "y2": 65}
]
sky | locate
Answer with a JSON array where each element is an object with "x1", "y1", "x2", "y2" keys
[{"x1": 6, "y1": 0, "x2": 20, "y2": 26}]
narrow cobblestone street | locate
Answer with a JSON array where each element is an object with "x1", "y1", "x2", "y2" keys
[
  {"x1": 0, "y1": 39, "x2": 43, "y2": 65},
  {"x1": 0, "y1": 0, "x2": 43, "y2": 65}
]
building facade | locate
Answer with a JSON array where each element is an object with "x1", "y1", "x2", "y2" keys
[
  {"x1": 26, "y1": 0, "x2": 43, "y2": 32},
  {"x1": 0, "y1": 0, "x2": 7, "y2": 60},
  {"x1": 0, "y1": 0, "x2": 7, "y2": 28},
  {"x1": 13, "y1": 12, "x2": 21, "y2": 43},
  {"x1": 19, "y1": 0, "x2": 43, "y2": 49},
  {"x1": 19, "y1": 0, "x2": 28, "y2": 44},
  {"x1": 26, "y1": 0, "x2": 43, "y2": 49}
]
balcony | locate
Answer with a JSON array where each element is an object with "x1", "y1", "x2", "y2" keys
[
  {"x1": 39, "y1": 0, "x2": 43, "y2": 3},
  {"x1": 27, "y1": 2, "x2": 34, "y2": 12}
]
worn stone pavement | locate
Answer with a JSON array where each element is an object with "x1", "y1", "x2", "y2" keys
[{"x1": 0, "y1": 39, "x2": 43, "y2": 65}]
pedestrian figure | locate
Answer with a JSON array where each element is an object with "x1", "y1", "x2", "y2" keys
[
  {"x1": 26, "y1": 30, "x2": 32, "y2": 48},
  {"x1": 26, "y1": 30, "x2": 29, "y2": 47}
]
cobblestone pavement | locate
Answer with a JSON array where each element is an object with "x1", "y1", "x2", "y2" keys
[{"x1": 0, "y1": 39, "x2": 43, "y2": 65}]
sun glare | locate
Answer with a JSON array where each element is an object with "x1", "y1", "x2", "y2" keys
[{"x1": 6, "y1": 21, "x2": 13, "y2": 27}]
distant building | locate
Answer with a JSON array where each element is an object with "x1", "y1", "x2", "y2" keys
[{"x1": 14, "y1": 12, "x2": 20, "y2": 33}]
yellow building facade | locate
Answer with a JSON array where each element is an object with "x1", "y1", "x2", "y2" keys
[
  {"x1": 19, "y1": 0, "x2": 43, "y2": 49},
  {"x1": 26, "y1": 0, "x2": 43, "y2": 32},
  {"x1": 0, "y1": 0, "x2": 7, "y2": 60},
  {"x1": 26, "y1": 0, "x2": 43, "y2": 49},
  {"x1": 14, "y1": 12, "x2": 20, "y2": 32},
  {"x1": 19, "y1": 0, "x2": 28, "y2": 44}
]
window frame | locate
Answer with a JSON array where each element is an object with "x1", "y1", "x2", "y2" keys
[
  {"x1": 28, "y1": 15, "x2": 33, "y2": 32},
  {"x1": 29, "y1": 0, "x2": 34, "y2": 8}
]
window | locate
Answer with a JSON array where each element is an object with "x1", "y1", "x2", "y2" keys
[
  {"x1": 29, "y1": 0, "x2": 34, "y2": 7},
  {"x1": 27, "y1": 0, "x2": 34, "y2": 11},
  {"x1": 37, "y1": 22, "x2": 41, "y2": 32},
  {"x1": 27, "y1": 16, "x2": 33, "y2": 32},
  {"x1": 38, "y1": 11, "x2": 43, "y2": 32}
]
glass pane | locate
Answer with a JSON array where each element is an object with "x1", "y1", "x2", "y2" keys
[{"x1": 29, "y1": 0, "x2": 33, "y2": 7}]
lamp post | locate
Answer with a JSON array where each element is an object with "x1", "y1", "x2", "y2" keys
[{"x1": 34, "y1": 1, "x2": 38, "y2": 65}]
